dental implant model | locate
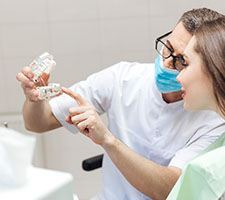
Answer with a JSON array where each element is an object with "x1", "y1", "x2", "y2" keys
[{"x1": 29, "y1": 52, "x2": 62, "y2": 100}]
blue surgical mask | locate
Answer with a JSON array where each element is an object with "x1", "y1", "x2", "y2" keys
[{"x1": 154, "y1": 55, "x2": 181, "y2": 93}]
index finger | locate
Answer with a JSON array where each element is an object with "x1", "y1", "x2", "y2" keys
[{"x1": 62, "y1": 87, "x2": 87, "y2": 106}]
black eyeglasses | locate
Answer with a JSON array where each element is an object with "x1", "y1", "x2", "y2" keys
[{"x1": 155, "y1": 31, "x2": 188, "y2": 71}]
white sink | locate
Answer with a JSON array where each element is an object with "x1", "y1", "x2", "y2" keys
[{"x1": 0, "y1": 167, "x2": 76, "y2": 200}]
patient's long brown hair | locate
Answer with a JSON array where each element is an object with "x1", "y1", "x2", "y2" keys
[{"x1": 194, "y1": 17, "x2": 225, "y2": 116}]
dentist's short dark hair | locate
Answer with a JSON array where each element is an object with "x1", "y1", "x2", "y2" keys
[{"x1": 179, "y1": 8, "x2": 224, "y2": 34}]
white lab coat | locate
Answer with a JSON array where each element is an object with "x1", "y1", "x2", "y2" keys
[{"x1": 50, "y1": 62, "x2": 225, "y2": 200}]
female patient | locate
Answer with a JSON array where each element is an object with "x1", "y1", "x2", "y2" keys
[
  {"x1": 168, "y1": 17, "x2": 225, "y2": 200},
  {"x1": 63, "y1": 17, "x2": 225, "y2": 199}
]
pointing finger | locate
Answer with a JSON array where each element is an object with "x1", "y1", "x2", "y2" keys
[{"x1": 62, "y1": 87, "x2": 87, "y2": 106}]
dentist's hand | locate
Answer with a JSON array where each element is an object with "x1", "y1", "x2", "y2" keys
[
  {"x1": 16, "y1": 66, "x2": 49, "y2": 102},
  {"x1": 62, "y1": 87, "x2": 112, "y2": 145}
]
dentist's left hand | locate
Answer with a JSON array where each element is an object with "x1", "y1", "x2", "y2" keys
[{"x1": 62, "y1": 87, "x2": 113, "y2": 145}]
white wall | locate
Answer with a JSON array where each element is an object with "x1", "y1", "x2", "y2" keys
[{"x1": 0, "y1": 1, "x2": 224, "y2": 199}]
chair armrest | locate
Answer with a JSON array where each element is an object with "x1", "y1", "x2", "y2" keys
[{"x1": 82, "y1": 154, "x2": 103, "y2": 171}]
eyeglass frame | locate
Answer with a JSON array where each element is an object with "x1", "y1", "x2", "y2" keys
[{"x1": 155, "y1": 31, "x2": 188, "y2": 71}]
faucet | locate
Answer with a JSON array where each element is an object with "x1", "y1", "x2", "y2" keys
[{"x1": 3, "y1": 122, "x2": 8, "y2": 128}]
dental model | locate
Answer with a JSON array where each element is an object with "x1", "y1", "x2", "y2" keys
[
  {"x1": 37, "y1": 83, "x2": 62, "y2": 100},
  {"x1": 29, "y1": 52, "x2": 62, "y2": 100},
  {"x1": 30, "y1": 52, "x2": 56, "y2": 85}
]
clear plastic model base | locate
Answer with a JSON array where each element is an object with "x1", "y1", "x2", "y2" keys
[{"x1": 30, "y1": 52, "x2": 56, "y2": 84}]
